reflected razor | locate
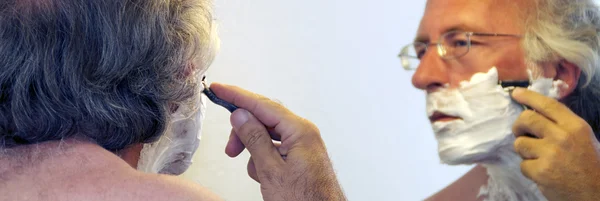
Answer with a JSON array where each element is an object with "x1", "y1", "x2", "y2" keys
[
  {"x1": 498, "y1": 80, "x2": 531, "y2": 111},
  {"x1": 499, "y1": 80, "x2": 537, "y2": 138}
]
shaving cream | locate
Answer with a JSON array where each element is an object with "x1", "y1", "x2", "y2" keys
[
  {"x1": 426, "y1": 67, "x2": 567, "y2": 201},
  {"x1": 135, "y1": 23, "x2": 219, "y2": 175},
  {"x1": 137, "y1": 84, "x2": 207, "y2": 175}
]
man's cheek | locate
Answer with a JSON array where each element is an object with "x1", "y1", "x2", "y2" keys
[{"x1": 137, "y1": 93, "x2": 206, "y2": 175}]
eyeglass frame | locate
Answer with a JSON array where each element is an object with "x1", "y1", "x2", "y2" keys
[{"x1": 398, "y1": 31, "x2": 522, "y2": 71}]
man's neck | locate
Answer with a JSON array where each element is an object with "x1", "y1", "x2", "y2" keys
[
  {"x1": 0, "y1": 139, "x2": 135, "y2": 178},
  {"x1": 116, "y1": 143, "x2": 144, "y2": 168},
  {"x1": 0, "y1": 140, "x2": 139, "y2": 199},
  {"x1": 479, "y1": 146, "x2": 546, "y2": 201}
]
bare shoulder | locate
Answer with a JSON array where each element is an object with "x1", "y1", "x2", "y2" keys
[
  {"x1": 80, "y1": 152, "x2": 224, "y2": 201},
  {"x1": 424, "y1": 165, "x2": 487, "y2": 201},
  {"x1": 55, "y1": 164, "x2": 224, "y2": 201},
  {"x1": 125, "y1": 172, "x2": 224, "y2": 201},
  {"x1": 65, "y1": 154, "x2": 224, "y2": 201},
  {"x1": 0, "y1": 141, "x2": 222, "y2": 201}
]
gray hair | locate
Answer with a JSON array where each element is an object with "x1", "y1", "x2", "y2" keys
[
  {"x1": 522, "y1": 0, "x2": 600, "y2": 138},
  {"x1": 0, "y1": 0, "x2": 218, "y2": 151}
]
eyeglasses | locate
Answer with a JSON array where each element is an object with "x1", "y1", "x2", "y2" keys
[{"x1": 398, "y1": 31, "x2": 522, "y2": 71}]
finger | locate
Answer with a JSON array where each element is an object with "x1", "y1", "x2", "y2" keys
[
  {"x1": 210, "y1": 83, "x2": 291, "y2": 129},
  {"x1": 513, "y1": 136, "x2": 543, "y2": 160},
  {"x1": 231, "y1": 109, "x2": 284, "y2": 166},
  {"x1": 268, "y1": 127, "x2": 281, "y2": 141},
  {"x1": 512, "y1": 110, "x2": 562, "y2": 139},
  {"x1": 520, "y1": 159, "x2": 539, "y2": 181},
  {"x1": 225, "y1": 129, "x2": 245, "y2": 158},
  {"x1": 247, "y1": 157, "x2": 259, "y2": 183},
  {"x1": 214, "y1": 83, "x2": 321, "y2": 147},
  {"x1": 511, "y1": 88, "x2": 575, "y2": 124}
]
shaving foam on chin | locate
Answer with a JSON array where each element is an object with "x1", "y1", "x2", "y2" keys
[
  {"x1": 427, "y1": 68, "x2": 521, "y2": 165},
  {"x1": 427, "y1": 67, "x2": 567, "y2": 165}
]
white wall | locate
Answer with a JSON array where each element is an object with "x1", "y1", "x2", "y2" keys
[{"x1": 181, "y1": 1, "x2": 473, "y2": 200}]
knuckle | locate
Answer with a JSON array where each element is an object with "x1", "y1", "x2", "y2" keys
[
  {"x1": 540, "y1": 100, "x2": 560, "y2": 112},
  {"x1": 574, "y1": 119, "x2": 592, "y2": 133},
  {"x1": 257, "y1": 95, "x2": 283, "y2": 109},
  {"x1": 258, "y1": 168, "x2": 282, "y2": 185},
  {"x1": 513, "y1": 111, "x2": 532, "y2": 130},
  {"x1": 270, "y1": 98, "x2": 286, "y2": 107},
  {"x1": 557, "y1": 132, "x2": 575, "y2": 150},
  {"x1": 547, "y1": 147, "x2": 560, "y2": 158},
  {"x1": 247, "y1": 94, "x2": 264, "y2": 112},
  {"x1": 256, "y1": 94, "x2": 272, "y2": 103},
  {"x1": 513, "y1": 137, "x2": 524, "y2": 151},
  {"x1": 303, "y1": 119, "x2": 320, "y2": 134},
  {"x1": 243, "y1": 127, "x2": 267, "y2": 150},
  {"x1": 516, "y1": 143, "x2": 532, "y2": 158},
  {"x1": 554, "y1": 131, "x2": 570, "y2": 144},
  {"x1": 273, "y1": 102, "x2": 289, "y2": 113},
  {"x1": 299, "y1": 118, "x2": 322, "y2": 139},
  {"x1": 521, "y1": 110, "x2": 538, "y2": 125},
  {"x1": 521, "y1": 110, "x2": 535, "y2": 118}
]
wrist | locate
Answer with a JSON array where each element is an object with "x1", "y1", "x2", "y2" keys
[{"x1": 304, "y1": 175, "x2": 346, "y2": 201}]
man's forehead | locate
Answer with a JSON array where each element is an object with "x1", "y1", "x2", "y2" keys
[{"x1": 416, "y1": 0, "x2": 526, "y2": 42}]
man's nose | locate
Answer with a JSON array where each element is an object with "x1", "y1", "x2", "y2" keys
[{"x1": 411, "y1": 50, "x2": 449, "y2": 92}]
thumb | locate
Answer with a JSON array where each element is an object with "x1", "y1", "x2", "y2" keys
[{"x1": 231, "y1": 109, "x2": 283, "y2": 166}]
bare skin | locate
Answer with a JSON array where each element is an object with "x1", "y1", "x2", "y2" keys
[
  {"x1": 0, "y1": 140, "x2": 222, "y2": 201},
  {"x1": 211, "y1": 83, "x2": 347, "y2": 201},
  {"x1": 511, "y1": 88, "x2": 600, "y2": 201},
  {"x1": 0, "y1": 83, "x2": 345, "y2": 201},
  {"x1": 117, "y1": 143, "x2": 143, "y2": 168},
  {"x1": 415, "y1": 0, "x2": 585, "y2": 200}
]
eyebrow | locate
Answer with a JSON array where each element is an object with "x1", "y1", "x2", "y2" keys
[{"x1": 414, "y1": 24, "x2": 484, "y2": 43}]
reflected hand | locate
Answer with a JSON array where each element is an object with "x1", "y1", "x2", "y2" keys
[{"x1": 512, "y1": 88, "x2": 600, "y2": 201}]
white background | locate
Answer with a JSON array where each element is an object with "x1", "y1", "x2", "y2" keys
[{"x1": 181, "y1": 1, "x2": 474, "y2": 200}]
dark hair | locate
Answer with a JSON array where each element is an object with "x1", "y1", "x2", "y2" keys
[{"x1": 0, "y1": 0, "x2": 216, "y2": 151}]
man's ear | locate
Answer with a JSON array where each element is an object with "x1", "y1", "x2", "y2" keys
[{"x1": 555, "y1": 60, "x2": 581, "y2": 99}]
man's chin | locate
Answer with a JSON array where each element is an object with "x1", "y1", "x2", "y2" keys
[
  {"x1": 435, "y1": 135, "x2": 515, "y2": 165},
  {"x1": 438, "y1": 150, "x2": 497, "y2": 165}
]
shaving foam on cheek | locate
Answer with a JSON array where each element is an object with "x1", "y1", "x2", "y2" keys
[
  {"x1": 137, "y1": 78, "x2": 207, "y2": 175},
  {"x1": 427, "y1": 67, "x2": 569, "y2": 166},
  {"x1": 427, "y1": 67, "x2": 521, "y2": 165},
  {"x1": 527, "y1": 70, "x2": 568, "y2": 99},
  {"x1": 426, "y1": 67, "x2": 567, "y2": 201}
]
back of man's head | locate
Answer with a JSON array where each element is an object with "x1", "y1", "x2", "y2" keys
[{"x1": 0, "y1": 0, "x2": 217, "y2": 151}]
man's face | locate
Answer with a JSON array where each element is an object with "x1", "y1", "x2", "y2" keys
[
  {"x1": 413, "y1": 0, "x2": 534, "y2": 164},
  {"x1": 412, "y1": 0, "x2": 528, "y2": 92}
]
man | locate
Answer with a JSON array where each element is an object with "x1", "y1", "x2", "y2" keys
[
  {"x1": 400, "y1": 0, "x2": 600, "y2": 200},
  {"x1": 0, "y1": 0, "x2": 346, "y2": 200}
]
